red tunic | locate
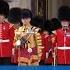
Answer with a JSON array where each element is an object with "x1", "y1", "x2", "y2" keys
[
  {"x1": 41, "y1": 33, "x2": 53, "y2": 64},
  {"x1": 0, "y1": 21, "x2": 14, "y2": 57},
  {"x1": 53, "y1": 28, "x2": 70, "y2": 64}
]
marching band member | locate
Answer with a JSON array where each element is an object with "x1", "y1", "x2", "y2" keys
[
  {"x1": 30, "y1": 16, "x2": 53, "y2": 65},
  {"x1": 30, "y1": 16, "x2": 45, "y2": 65},
  {"x1": 0, "y1": 0, "x2": 14, "y2": 65},
  {"x1": 15, "y1": 9, "x2": 43, "y2": 65}
]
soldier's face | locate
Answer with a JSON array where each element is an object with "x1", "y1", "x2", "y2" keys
[
  {"x1": 61, "y1": 21, "x2": 69, "y2": 29},
  {"x1": 52, "y1": 30, "x2": 56, "y2": 34},
  {"x1": 22, "y1": 18, "x2": 31, "y2": 25},
  {"x1": 43, "y1": 31, "x2": 49, "y2": 35},
  {"x1": 0, "y1": 15, "x2": 5, "y2": 23}
]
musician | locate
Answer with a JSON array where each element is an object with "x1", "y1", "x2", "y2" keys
[
  {"x1": 30, "y1": 16, "x2": 45, "y2": 65},
  {"x1": 30, "y1": 16, "x2": 53, "y2": 65},
  {"x1": 15, "y1": 9, "x2": 43, "y2": 65}
]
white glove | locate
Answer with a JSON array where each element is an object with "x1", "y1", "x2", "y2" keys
[
  {"x1": 15, "y1": 40, "x2": 21, "y2": 46},
  {"x1": 46, "y1": 52, "x2": 49, "y2": 59}
]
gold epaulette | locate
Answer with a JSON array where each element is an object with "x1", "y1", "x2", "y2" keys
[
  {"x1": 35, "y1": 33, "x2": 42, "y2": 46},
  {"x1": 18, "y1": 27, "x2": 24, "y2": 31},
  {"x1": 18, "y1": 26, "x2": 26, "y2": 32},
  {"x1": 34, "y1": 32, "x2": 43, "y2": 59},
  {"x1": 15, "y1": 29, "x2": 21, "y2": 35},
  {"x1": 15, "y1": 26, "x2": 25, "y2": 36}
]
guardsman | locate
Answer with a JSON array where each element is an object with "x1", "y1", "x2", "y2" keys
[
  {"x1": 43, "y1": 20, "x2": 53, "y2": 65},
  {"x1": 8, "y1": 7, "x2": 22, "y2": 65},
  {"x1": 51, "y1": 6, "x2": 70, "y2": 65},
  {"x1": 50, "y1": 18, "x2": 62, "y2": 65},
  {"x1": 55, "y1": 6, "x2": 70, "y2": 64},
  {"x1": 0, "y1": 0, "x2": 14, "y2": 65}
]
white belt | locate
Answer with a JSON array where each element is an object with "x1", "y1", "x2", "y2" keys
[
  {"x1": 57, "y1": 47, "x2": 70, "y2": 50},
  {"x1": 0, "y1": 39, "x2": 10, "y2": 43}
]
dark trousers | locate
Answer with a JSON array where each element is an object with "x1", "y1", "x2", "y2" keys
[
  {"x1": 39, "y1": 60, "x2": 46, "y2": 65},
  {"x1": 0, "y1": 57, "x2": 11, "y2": 65}
]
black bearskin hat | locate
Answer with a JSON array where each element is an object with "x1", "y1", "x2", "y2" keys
[
  {"x1": 50, "y1": 18, "x2": 62, "y2": 31},
  {"x1": 58, "y1": 6, "x2": 70, "y2": 21},
  {"x1": 0, "y1": 0, "x2": 9, "y2": 18},
  {"x1": 30, "y1": 16, "x2": 44, "y2": 29},
  {"x1": 44, "y1": 20, "x2": 51, "y2": 30},
  {"x1": 8, "y1": 7, "x2": 21, "y2": 24},
  {"x1": 44, "y1": 20, "x2": 52, "y2": 34},
  {"x1": 21, "y1": 9, "x2": 33, "y2": 19}
]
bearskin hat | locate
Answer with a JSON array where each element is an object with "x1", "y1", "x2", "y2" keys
[
  {"x1": 44, "y1": 20, "x2": 52, "y2": 34},
  {"x1": 58, "y1": 6, "x2": 70, "y2": 21},
  {"x1": 8, "y1": 7, "x2": 21, "y2": 24},
  {"x1": 44, "y1": 20, "x2": 51, "y2": 30},
  {"x1": 0, "y1": 0, "x2": 9, "y2": 18},
  {"x1": 50, "y1": 18, "x2": 62, "y2": 31},
  {"x1": 30, "y1": 16, "x2": 44, "y2": 29},
  {"x1": 21, "y1": 9, "x2": 33, "y2": 19}
]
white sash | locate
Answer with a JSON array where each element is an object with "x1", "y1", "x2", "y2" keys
[
  {"x1": 0, "y1": 39, "x2": 10, "y2": 43},
  {"x1": 57, "y1": 46, "x2": 70, "y2": 50}
]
